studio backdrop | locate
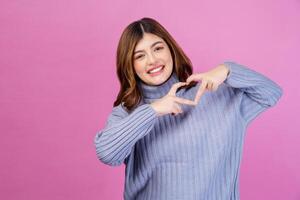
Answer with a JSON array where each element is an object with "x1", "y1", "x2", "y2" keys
[{"x1": 0, "y1": 0, "x2": 299, "y2": 200}]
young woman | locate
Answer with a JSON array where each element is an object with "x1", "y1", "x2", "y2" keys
[{"x1": 94, "y1": 17, "x2": 283, "y2": 200}]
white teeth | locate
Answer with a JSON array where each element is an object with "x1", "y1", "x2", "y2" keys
[{"x1": 149, "y1": 66, "x2": 163, "y2": 74}]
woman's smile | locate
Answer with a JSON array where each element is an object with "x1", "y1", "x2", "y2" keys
[{"x1": 147, "y1": 65, "x2": 165, "y2": 76}]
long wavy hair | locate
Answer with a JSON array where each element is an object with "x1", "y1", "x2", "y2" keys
[{"x1": 113, "y1": 17, "x2": 196, "y2": 113}]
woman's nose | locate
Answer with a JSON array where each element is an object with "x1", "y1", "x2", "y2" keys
[{"x1": 147, "y1": 52, "x2": 157, "y2": 65}]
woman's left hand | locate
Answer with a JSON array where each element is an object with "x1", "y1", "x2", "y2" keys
[{"x1": 186, "y1": 64, "x2": 230, "y2": 104}]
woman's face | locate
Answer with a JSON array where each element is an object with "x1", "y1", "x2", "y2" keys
[{"x1": 133, "y1": 33, "x2": 173, "y2": 86}]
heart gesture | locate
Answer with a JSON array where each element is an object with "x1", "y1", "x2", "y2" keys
[
  {"x1": 186, "y1": 64, "x2": 230, "y2": 104},
  {"x1": 150, "y1": 64, "x2": 229, "y2": 116}
]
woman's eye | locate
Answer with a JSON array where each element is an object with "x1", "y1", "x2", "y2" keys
[
  {"x1": 134, "y1": 47, "x2": 163, "y2": 59},
  {"x1": 135, "y1": 55, "x2": 144, "y2": 59}
]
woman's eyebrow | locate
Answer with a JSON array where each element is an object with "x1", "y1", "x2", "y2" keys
[{"x1": 134, "y1": 41, "x2": 164, "y2": 54}]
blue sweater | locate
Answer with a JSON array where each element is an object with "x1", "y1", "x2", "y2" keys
[{"x1": 94, "y1": 61, "x2": 283, "y2": 200}]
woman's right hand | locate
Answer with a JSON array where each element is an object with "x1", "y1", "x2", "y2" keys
[{"x1": 150, "y1": 82, "x2": 197, "y2": 117}]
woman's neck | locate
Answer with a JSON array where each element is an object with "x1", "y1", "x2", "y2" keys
[{"x1": 137, "y1": 71, "x2": 179, "y2": 100}]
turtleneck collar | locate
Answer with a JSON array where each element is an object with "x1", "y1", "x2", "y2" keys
[{"x1": 137, "y1": 70, "x2": 179, "y2": 100}]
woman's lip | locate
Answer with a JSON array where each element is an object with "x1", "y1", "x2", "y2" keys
[
  {"x1": 148, "y1": 65, "x2": 165, "y2": 76},
  {"x1": 147, "y1": 65, "x2": 164, "y2": 73}
]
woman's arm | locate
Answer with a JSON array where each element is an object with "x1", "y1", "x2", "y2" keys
[
  {"x1": 222, "y1": 61, "x2": 283, "y2": 124},
  {"x1": 94, "y1": 103, "x2": 158, "y2": 166}
]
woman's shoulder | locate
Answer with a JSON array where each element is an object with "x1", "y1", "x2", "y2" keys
[{"x1": 109, "y1": 102, "x2": 129, "y2": 118}]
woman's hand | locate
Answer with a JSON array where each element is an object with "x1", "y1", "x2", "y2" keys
[
  {"x1": 150, "y1": 64, "x2": 229, "y2": 116},
  {"x1": 150, "y1": 82, "x2": 197, "y2": 117},
  {"x1": 186, "y1": 64, "x2": 230, "y2": 104}
]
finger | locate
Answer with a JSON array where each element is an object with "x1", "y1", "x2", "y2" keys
[
  {"x1": 173, "y1": 96, "x2": 197, "y2": 106},
  {"x1": 207, "y1": 81, "x2": 213, "y2": 91},
  {"x1": 212, "y1": 83, "x2": 219, "y2": 91},
  {"x1": 177, "y1": 103, "x2": 183, "y2": 113},
  {"x1": 186, "y1": 73, "x2": 203, "y2": 84},
  {"x1": 194, "y1": 80, "x2": 208, "y2": 103},
  {"x1": 171, "y1": 104, "x2": 181, "y2": 116},
  {"x1": 168, "y1": 82, "x2": 188, "y2": 96},
  {"x1": 174, "y1": 103, "x2": 183, "y2": 113}
]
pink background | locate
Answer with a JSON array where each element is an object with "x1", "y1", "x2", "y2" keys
[{"x1": 1, "y1": 0, "x2": 299, "y2": 199}]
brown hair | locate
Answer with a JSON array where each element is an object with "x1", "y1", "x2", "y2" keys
[{"x1": 113, "y1": 17, "x2": 196, "y2": 113}]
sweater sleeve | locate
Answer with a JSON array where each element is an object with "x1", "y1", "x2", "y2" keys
[
  {"x1": 222, "y1": 61, "x2": 283, "y2": 124},
  {"x1": 94, "y1": 103, "x2": 158, "y2": 166}
]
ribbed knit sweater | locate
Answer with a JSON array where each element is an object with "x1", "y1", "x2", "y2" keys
[{"x1": 94, "y1": 61, "x2": 283, "y2": 200}]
